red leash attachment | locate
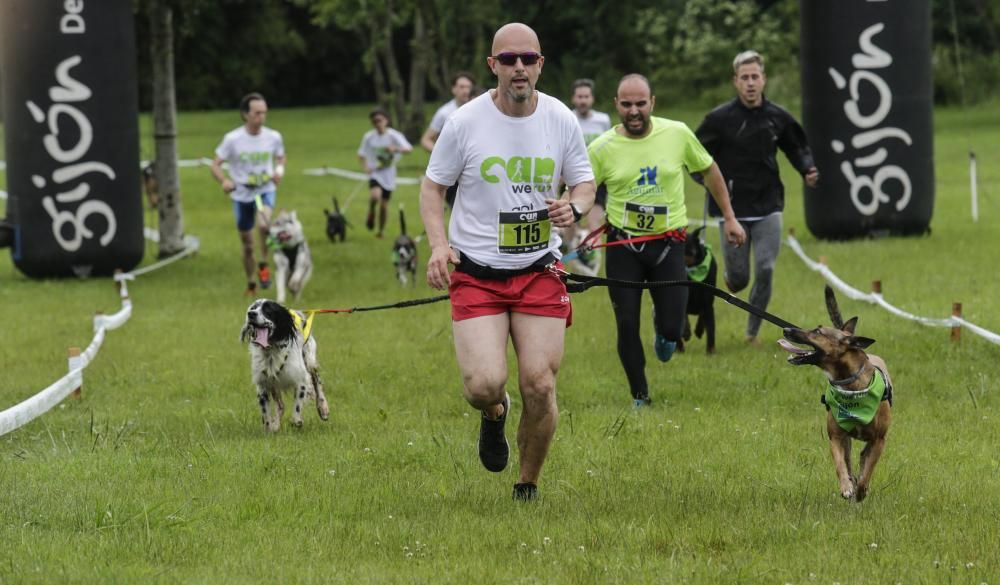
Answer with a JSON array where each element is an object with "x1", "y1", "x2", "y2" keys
[{"x1": 573, "y1": 224, "x2": 687, "y2": 255}]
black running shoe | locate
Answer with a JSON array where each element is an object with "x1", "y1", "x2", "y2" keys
[
  {"x1": 478, "y1": 394, "x2": 510, "y2": 472},
  {"x1": 512, "y1": 482, "x2": 538, "y2": 501}
]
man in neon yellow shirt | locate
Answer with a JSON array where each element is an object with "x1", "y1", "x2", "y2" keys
[{"x1": 588, "y1": 74, "x2": 745, "y2": 406}]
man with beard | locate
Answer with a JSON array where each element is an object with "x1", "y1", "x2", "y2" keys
[
  {"x1": 420, "y1": 23, "x2": 596, "y2": 501},
  {"x1": 695, "y1": 51, "x2": 819, "y2": 344},
  {"x1": 588, "y1": 74, "x2": 745, "y2": 407}
]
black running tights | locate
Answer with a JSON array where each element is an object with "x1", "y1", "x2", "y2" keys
[{"x1": 605, "y1": 238, "x2": 688, "y2": 399}]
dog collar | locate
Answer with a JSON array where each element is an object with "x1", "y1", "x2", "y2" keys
[{"x1": 829, "y1": 361, "x2": 867, "y2": 389}]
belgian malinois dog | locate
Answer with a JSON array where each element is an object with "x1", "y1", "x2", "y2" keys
[{"x1": 778, "y1": 286, "x2": 893, "y2": 502}]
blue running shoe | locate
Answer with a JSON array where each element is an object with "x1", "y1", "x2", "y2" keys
[
  {"x1": 633, "y1": 396, "x2": 652, "y2": 409},
  {"x1": 654, "y1": 335, "x2": 676, "y2": 362}
]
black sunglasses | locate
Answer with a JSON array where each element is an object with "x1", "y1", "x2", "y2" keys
[{"x1": 492, "y1": 52, "x2": 542, "y2": 66}]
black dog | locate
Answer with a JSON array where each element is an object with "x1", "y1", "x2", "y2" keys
[
  {"x1": 324, "y1": 196, "x2": 348, "y2": 243},
  {"x1": 392, "y1": 207, "x2": 417, "y2": 286},
  {"x1": 679, "y1": 226, "x2": 717, "y2": 353}
]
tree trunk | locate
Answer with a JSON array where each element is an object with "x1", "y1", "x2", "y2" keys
[
  {"x1": 149, "y1": 1, "x2": 185, "y2": 257},
  {"x1": 405, "y1": 8, "x2": 428, "y2": 142},
  {"x1": 378, "y1": 0, "x2": 407, "y2": 131}
]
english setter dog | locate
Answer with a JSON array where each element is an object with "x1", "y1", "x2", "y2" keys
[{"x1": 240, "y1": 299, "x2": 329, "y2": 431}]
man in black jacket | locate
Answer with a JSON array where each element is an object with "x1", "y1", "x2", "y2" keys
[{"x1": 696, "y1": 50, "x2": 819, "y2": 343}]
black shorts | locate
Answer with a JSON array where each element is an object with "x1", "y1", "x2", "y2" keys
[{"x1": 369, "y1": 179, "x2": 392, "y2": 201}]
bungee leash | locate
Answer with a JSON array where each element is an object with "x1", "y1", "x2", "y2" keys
[
  {"x1": 288, "y1": 263, "x2": 799, "y2": 335},
  {"x1": 293, "y1": 294, "x2": 452, "y2": 339},
  {"x1": 547, "y1": 264, "x2": 800, "y2": 331},
  {"x1": 562, "y1": 224, "x2": 685, "y2": 262}
]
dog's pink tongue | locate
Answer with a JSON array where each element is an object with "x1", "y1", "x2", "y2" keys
[
  {"x1": 253, "y1": 327, "x2": 270, "y2": 348},
  {"x1": 777, "y1": 339, "x2": 808, "y2": 354}
]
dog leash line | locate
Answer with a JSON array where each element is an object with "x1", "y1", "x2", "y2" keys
[
  {"x1": 298, "y1": 294, "x2": 452, "y2": 318},
  {"x1": 553, "y1": 267, "x2": 800, "y2": 331}
]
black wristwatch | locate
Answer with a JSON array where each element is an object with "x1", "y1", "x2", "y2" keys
[{"x1": 569, "y1": 202, "x2": 583, "y2": 223}]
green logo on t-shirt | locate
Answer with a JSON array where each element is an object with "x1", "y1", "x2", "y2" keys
[
  {"x1": 239, "y1": 151, "x2": 273, "y2": 164},
  {"x1": 480, "y1": 156, "x2": 555, "y2": 194}
]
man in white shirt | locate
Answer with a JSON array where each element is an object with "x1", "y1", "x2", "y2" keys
[
  {"x1": 420, "y1": 72, "x2": 475, "y2": 208},
  {"x1": 357, "y1": 108, "x2": 413, "y2": 238},
  {"x1": 571, "y1": 78, "x2": 612, "y2": 230},
  {"x1": 420, "y1": 22, "x2": 596, "y2": 501},
  {"x1": 211, "y1": 92, "x2": 286, "y2": 295}
]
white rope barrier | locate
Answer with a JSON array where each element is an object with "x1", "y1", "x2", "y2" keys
[
  {"x1": 302, "y1": 165, "x2": 422, "y2": 186},
  {"x1": 786, "y1": 232, "x2": 999, "y2": 345},
  {"x1": 0, "y1": 229, "x2": 199, "y2": 437}
]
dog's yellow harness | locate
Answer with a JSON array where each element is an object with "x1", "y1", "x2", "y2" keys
[
  {"x1": 823, "y1": 366, "x2": 892, "y2": 432},
  {"x1": 289, "y1": 309, "x2": 318, "y2": 341}
]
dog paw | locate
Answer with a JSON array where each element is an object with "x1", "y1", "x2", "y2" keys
[
  {"x1": 318, "y1": 402, "x2": 330, "y2": 421},
  {"x1": 855, "y1": 485, "x2": 868, "y2": 502},
  {"x1": 292, "y1": 418, "x2": 304, "y2": 428}
]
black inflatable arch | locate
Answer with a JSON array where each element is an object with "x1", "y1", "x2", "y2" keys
[
  {"x1": 1, "y1": 0, "x2": 143, "y2": 277},
  {"x1": 800, "y1": 1, "x2": 934, "y2": 239}
]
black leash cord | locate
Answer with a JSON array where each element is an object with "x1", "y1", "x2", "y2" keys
[
  {"x1": 317, "y1": 274, "x2": 799, "y2": 332},
  {"x1": 560, "y1": 272, "x2": 800, "y2": 331},
  {"x1": 349, "y1": 294, "x2": 451, "y2": 312}
]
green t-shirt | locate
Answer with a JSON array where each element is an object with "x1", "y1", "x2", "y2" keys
[
  {"x1": 825, "y1": 367, "x2": 888, "y2": 432},
  {"x1": 587, "y1": 117, "x2": 713, "y2": 235}
]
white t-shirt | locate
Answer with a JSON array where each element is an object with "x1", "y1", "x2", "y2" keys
[
  {"x1": 574, "y1": 110, "x2": 612, "y2": 145},
  {"x1": 428, "y1": 99, "x2": 459, "y2": 133},
  {"x1": 215, "y1": 126, "x2": 285, "y2": 203},
  {"x1": 357, "y1": 128, "x2": 412, "y2": 191},
  {"x1": 426, "y1": 91, "x2": 594, "y2": 269}
]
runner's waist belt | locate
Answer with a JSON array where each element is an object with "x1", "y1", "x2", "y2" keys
[
  {"x1": 454, "y1": 251, "x2": 556, "y2": 280},
  {"x1": 606, "y1": 224, "x2": 687, "y2": 243}
]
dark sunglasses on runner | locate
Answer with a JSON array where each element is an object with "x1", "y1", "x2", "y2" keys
[{"x1": 492, "y1": 52, "x2": 542, "y2": 66}]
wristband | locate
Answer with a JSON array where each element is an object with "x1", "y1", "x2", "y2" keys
[{"x1": 569, "y1": 202, "x2": 583, "y2": 223}]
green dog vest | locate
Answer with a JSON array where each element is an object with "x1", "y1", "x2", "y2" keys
[
  {"x1": 686, "y1": 241, "x2": 713, "y2": 283},
  {"x1": 825, "y1": 367, "x2": 888, "y2": 432}
]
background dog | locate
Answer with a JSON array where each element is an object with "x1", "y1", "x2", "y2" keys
[
  {"x1": 324, "y1": 196, "x2": 348, "y2": 243},
  {"x1": 240, "y1": 299, "x2": 330, "y2": 432},
  {"x1": 679, "y1": 226, "x2": 717, "y2": 353},
  {"x1": 778, "y1": 286, "x2": 893, "y2": 502},
  {"x1": 268, "y1": 210, "x2": 313, "y2": 303},
  {"x1": 392, "y1": 206, "x2": 417, "y2": 285}
]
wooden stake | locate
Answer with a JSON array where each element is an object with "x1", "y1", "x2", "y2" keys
[
  {"x1": 951, "y1": 302, "x2": 962, "y2": 343},
  {"x1": 872, "y1": 280, "x2": 882, "y2": 294},
  {"x1": 819, "y1": 255, "x2": 828, "y2": 265}
]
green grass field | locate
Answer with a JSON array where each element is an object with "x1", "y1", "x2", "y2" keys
[{"x1": 1, "y1": 102, "x2": 998, "y2": 584}]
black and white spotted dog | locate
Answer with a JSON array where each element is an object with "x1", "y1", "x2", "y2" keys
[
  {"x1": 392, "y1": 207, "x2": 417, "y2": 286},
  {"x1": 240, "y1": 299, "x2": 330, "y2": 432},
  {"x1": 268, "y1": 209, "x2": 313, "y2": 303}
]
